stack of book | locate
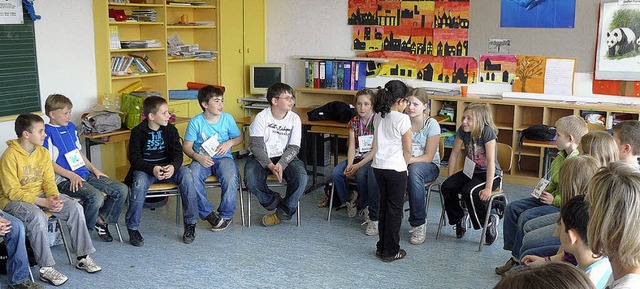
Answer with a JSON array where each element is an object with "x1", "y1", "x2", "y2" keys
[
  {"x1": 109, "y1": 26, "x2": 121, "y2": 50},
  {"x1": 128, "y1": 10, "x2": 157, "y2": 22},
  {"x1": 168, "y1": 44, "x2": 216, "y2": 61},
  {"x1": 304, "y1": 60, "x2": 367, "y2": 91},
  {"x1": 120, "y1": 39, "x2": 162, "y2": 49},
  {"x1": 111, "y1": 53, "x2": 157, "y2": 76}
]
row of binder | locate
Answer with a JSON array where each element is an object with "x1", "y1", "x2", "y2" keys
[{"x1": 304, "y1": 60, "x2": 367, "y2": 91}]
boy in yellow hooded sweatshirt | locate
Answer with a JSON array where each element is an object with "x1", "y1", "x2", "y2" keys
[{"x1": 0, "y1": 114, "x2": 101, "y2": 286}]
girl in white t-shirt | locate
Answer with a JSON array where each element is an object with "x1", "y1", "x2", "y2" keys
[
  {"x1": 587, "y1": 162, "x2": 640, "y2": 289},
  {"x1": 370, "y1": 80, "x2": 411, "y2": 262},
  {"x1": 404, "y1": 88, "x2": 441, "y2": 245}
]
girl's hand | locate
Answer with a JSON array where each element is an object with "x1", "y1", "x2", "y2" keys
[
  {"x1": 539, "y1": 191, "x2": 554, "y2": 205},
  {"x1": 479, "y1": 188, "x2": 492, "y2": 201}
]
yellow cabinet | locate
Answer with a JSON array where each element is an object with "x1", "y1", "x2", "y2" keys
[{"x1": 219, "y1": 0, "x2": 265, "y2": 120}]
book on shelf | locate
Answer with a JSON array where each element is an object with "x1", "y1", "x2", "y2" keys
[
  {"x1": 337, "y1": 62, "x2": 344, "y2": 89},
  {"x1": 331, "y1": 61, "x2": 338, "y2": 89},
  {"x1": 109, "y1": 26, "x2": 121, "y2": 50},
  {"x1": 319, "y1": 61, "x2": 326, "y2": 88},
  {"x1": 304, "y1": 61, "x2": 310, "y2": 88},
  {"x1": 354, "y1": 61, "x2": 367, "y2": 90},
  {"x1": 129, "y1": 52, "x2": 157, "y2": 71},
  {"x1": 313, "y1": 61, "x2": 320, "y2": 88},
  {"x1": 343, "y1": 62, "x2": 352, "y2": 90},
  {"x1": 325, "y1": 61, "x2": 333, "y2": 89}
]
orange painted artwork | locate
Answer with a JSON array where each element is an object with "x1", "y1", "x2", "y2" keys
[{"x1": 512, "y1": 55, "x2": 547, "y2": 93}]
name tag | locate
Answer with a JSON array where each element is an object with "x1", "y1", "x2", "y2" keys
[
  {"x1": 531, "y1": 178, "x2": 550, "y2": 199},
  {"x1": 463, "y1": 156, "x2": 475, "y2": 179},
  {"x1": 358, "y1": 135, "x2": 373, "y2": 153},
  {"x1": 64, "y1": 149, "x2": 86, "y2": 171},
  {"x1": 267, "y1": 141, "x2": 283, "y2": 158},
  {"x1": 200, "y1": 133, "x2": 219, "y2": 157},
  {"x1": 411, "y1": 143, "x2": 423, "y2": 157}
]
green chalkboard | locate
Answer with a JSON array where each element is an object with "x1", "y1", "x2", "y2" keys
[{"x1": 0, "y1": 11, "x2": 40, "y2": 118}]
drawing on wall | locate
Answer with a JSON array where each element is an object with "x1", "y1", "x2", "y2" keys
[
  {"x1": 379, "y1": 51, "x2": 418, "y2": 78},
  {"x1": 381, "y1": 26, "x2": 434, "y2": 54},
  {"x1": 500, "y1": 0, "x2": 576, "y2": 28},
  {"x1": 433, "y1": 28, "x2": 468, "y2": 56},
  {"x1": 434, "y1": 1, "x2": 470, "y2": 29},
  {"x1": 442, "y1": 56, "x2": 477, "y2": 84},
  {"x1": 348, "y1": 0, "x2": 378, "y2": 25},
  {"x1": 377, "y1": 0, "x2": 403, "y2": 26},
  {"x1": 416, "y1": 55, "x2": 444, "y2": 82},
  {"x1": 488, "y1": 39, "x2": 511, "y2": 54},
  {"x1": 400, "y1": 0, "x2": 434, "y2": 28},
  {"x1": 479, "y1": 54, "x2": 517, "y2": 84},
  {"x1": 512, "y1": 55, "x2": 546, "y2": 93},
  {"x1": 353, "y1": 26, "x2": 385, "y2": 51},
  {"x1": 595, "y1": 1, "x2": 640, "y2": 81},
  {"x1": 357, "y1": 50, "x2": 385, "y2": 76}
]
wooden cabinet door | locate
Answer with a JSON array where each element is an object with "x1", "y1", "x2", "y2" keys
[{"x1": 219, "y1": 0, "x2": 245, "y2": 119}]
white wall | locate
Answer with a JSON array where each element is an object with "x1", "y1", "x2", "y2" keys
[
  {"x1": 0, "y1": 1, "x2": 97, "y2": 157},
  {"x1": 265, "y1": 0, "x2": 598, "y2": 98}
]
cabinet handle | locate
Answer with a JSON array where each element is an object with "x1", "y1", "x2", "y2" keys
[
  {"x1": 238, "y1": 49, "x2": 242, "y2": 54},
  {"x1": 247, "y1": 48, "x2": 250, "y2": 53}
]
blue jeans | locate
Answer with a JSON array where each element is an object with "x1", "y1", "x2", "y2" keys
[
  {"x1": 189, "y1": 157, "x2": 239, "y2": 219},
  {"x1": 244, "y1": 156, "x2": 308, "y2": 220},
  {"x1": 503, "y1": 196, "x2": 559, "y2": 256},
  {"x1": 125, "y1": 167, "x2": 198, "y2": 229},
  {"x1": 0, "y1": 211, "x2": 30, "y2": 286},
  {"x1": 519, "y1": 223, "x2": 559, "y2": 259},
  {"x1": 58, "y1": 173, "x2": 128, "y2": 230},
  {"x1": 330, "y1": 160, "x2": 378, "y2": 209},
  {"x1": 407, "y1": 162, "x2": 440, "y2": 227}
]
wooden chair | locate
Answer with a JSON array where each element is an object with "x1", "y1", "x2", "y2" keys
[
  {"x1": 204, "y1": 174, "x2": 245, "y2": 227},
  {"x1": 43, "y1": 212, "x2": 73, "y2": 264},
  {"x1": 435, "y1": 143, "x2": 513, "y2": 252},
  {"x1": 142, "y1": 183, "x2": 181, "y2": 234},
  {"x1": 246, "y1": 174, "x2": 301, "y2": 227}
]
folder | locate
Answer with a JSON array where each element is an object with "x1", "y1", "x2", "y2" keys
[
  {"x1": 325, "y1": 61, "x2": 333, "y2": 89},
  {"x1": 313, "y1": 61, "x2": 320, "y2": 88},
  {"x1": 337, "y1": 62, "x2": 344, "y2": 90},
  {"x1": 354, "y1": 61, "x2": 368, "y2": 90},
  {"x1": 319, "y1": 61, "x2": 326, "y2": 88},
  {"x1": 343, "y1": 61, "x2": 352, "y2": 91}
]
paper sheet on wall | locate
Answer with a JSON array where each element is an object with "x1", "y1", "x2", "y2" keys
[
  {"x1": 0, "y1": 0, "x2": 23, "y2": 24},
  {"x1": 544, "y1": 58, "x2": 575, "y2": 96}
]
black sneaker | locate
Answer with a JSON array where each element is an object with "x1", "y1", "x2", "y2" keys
[
  {"x1": 211, "y1": 218, "x2": 232, "y2": 232},
  {"x1": 95, "y1": 223, "x2": 113, "y2": 242},
  {"x1": 8, "y1": 280, "x2": 44, "y2": 289},
  {"x1": 485, "y1": 214, "x2": 499, "y2": 245},
  {"x1": 375, "y1": 250, "x2": 382, "y2": 259},
  {"x1": 127, "y1": 229, "x2": 144, "y2": 247},
  {"x1": 455, "y1": 215, "x2": 467, "y2": 239},
  {"x1": 183, "y1": 223, "x2": 196, "y2": 244},
  {"x1": 204, "y1": 211, "x2": 221, "y2": 227},
  {"x1": 382, "y1": 249, "x2": 406, "y2": 262}
]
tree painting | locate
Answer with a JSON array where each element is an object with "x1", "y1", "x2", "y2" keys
[{"x1": 514, "y1": 55, "x2": 545, "y2": 92}]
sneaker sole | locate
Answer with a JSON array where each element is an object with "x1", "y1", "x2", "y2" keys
[
  {"x1": 382, "y1": 249, "x2": 407, "y2": 262},
  {"x1": 211, "y1": 225, "x2": 230, "y2": 232},
  {"x1": 40, "y1": 276, "x2": 68, "y2": 286},
  {"x1": 76, "y1": 265, "x2": 102, "y2": 273}
]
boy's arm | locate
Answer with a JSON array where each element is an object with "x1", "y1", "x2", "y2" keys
[
  {"x1": 249, "y1": 136, "x2": 272, "y2": 168},
  {"x1": 128, "y1": 127, "x2": 156, "y2": 176},
  {"x1": 0, "y1": 155, "x2": 37, "y2": 203},
  {"x1": 276, "y1": 115, "x2": 302, "y2": 170},
  {"x1": 41, "y1": 152, "x2": 60, "y2": 198},
  {"x1": 215, "y1": 117, "x2": 243, "y2": 155},
  {"x1": 167, "y1": 125, "x2": 184, "y2": 171}
]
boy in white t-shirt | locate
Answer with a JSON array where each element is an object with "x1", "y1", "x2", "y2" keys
[{"x1": 244, "y1": 83, "x2": 308, "y2": 227}]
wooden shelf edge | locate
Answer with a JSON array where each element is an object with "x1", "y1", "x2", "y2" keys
[
  {"x1": 292, "y1": 55, "x2": 389, "y2": 63},
  {"x1": 294, "y1": 87, "x2": 359, "y2": 95}
]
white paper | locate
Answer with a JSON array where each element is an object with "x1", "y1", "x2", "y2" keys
[
  {"x1": 0, "y1": 0, "x2": 23, "y2": 24},
  {"x1": 544, "y1": 58, "x2": 575, "y2": 96}
]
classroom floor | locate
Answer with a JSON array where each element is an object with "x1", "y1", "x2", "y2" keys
[{"x1": 0, "y1": 158, "x2": 533, "y2": 288}]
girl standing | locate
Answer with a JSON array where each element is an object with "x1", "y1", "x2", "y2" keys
[
  {"x1": 370, "y1": 80, "x2": 412, "y2": 262},
  {"x1": 441, "y1": 103, "x2": 502, "y2": 244},
  {"x1": 404, "y1": 88, "x2": 441, "y2": 244},
  {"x1": 330, "y1": 89, "x2": 379, "y2": 229}
]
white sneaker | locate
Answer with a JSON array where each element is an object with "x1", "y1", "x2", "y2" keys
[
  {"x1": 76, "y1": 255, "x2": 102, "y2": 273},
  {"x1": 364, "y1": 220, "x2": 379, "y2": 236},
  {"x1": 39, "y1": 266, "x2": 68, "y2": 286},
  {"x1": 409, "y1": 223, "x2": 427, "y2": 245}
]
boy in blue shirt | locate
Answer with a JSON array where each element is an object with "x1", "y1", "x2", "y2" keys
[
  {"x1": 125, "y1": 96, "x2": 199, "y2": 246},
  {"x1": 183, "y1": 86, "x2": 242, "y2": 231},
  {"x1": 43, "y1": 94, "x2": 127, "y2": 243}
]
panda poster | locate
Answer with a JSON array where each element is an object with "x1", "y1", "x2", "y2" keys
[{"x1": 595, "y1": 1, "x2": 640, "y2": 81}]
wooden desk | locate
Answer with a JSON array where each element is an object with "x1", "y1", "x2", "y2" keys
[{"x1": 521, "y1": 138, "x2": 557, "y2": 178}]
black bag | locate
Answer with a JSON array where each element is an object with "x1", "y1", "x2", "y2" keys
[
  {"x1": 307, "y1": 101, "x2": 356, "y2": 123},
  {"x1": 518, "y1": 124, "x2": 556, "y2": 170}
]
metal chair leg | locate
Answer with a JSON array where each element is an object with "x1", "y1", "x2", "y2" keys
[
  {"x1": 55, "y1": 218, "x2": 73, "y2": 265},
  {"x1": 297, "y1": 201, "x2": 301, "y2": 227},
  {"x1": 327, "y1": 184, "x2": 335, "y2": 221},
  {"x1": 114, "y1": 223, "x2": 123, "y2": 243},
  {"x1": 479, "y1": 196, "x2": 496, "y2": 252},
  {"x1": 238, "y1": 174, "x2": 245, "y2": 227}
]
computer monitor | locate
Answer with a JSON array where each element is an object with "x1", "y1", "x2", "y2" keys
[{"x1": 249, "y1": 63, "x2": 285, "y2": 95}]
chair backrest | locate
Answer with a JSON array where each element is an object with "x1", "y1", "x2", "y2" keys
[
  {"x1": 496, "y1": 142, "x2": 513, "y2": 173},
  {"x1": 587, "y1": 122, "x2": 605, "y2": 132}
]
